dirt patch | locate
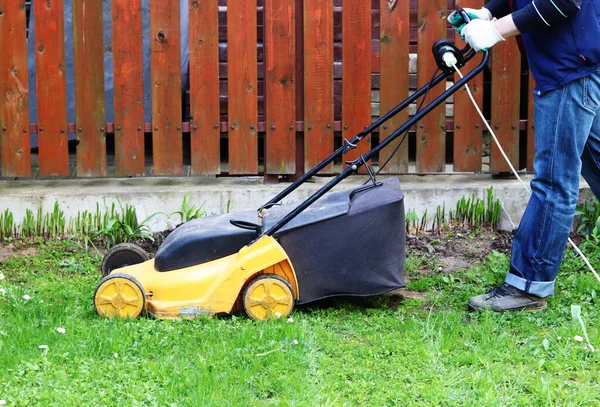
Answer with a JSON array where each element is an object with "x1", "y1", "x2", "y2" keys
[
  {"x1": 0, "y1": 245, "x2": 39, "y2": 262},
  {"x1": 135, "y1": 231, "x2": 173, "y2": 255},
  {"x1": 406, "y1": 228, "x2": 514, "y2": 274}
]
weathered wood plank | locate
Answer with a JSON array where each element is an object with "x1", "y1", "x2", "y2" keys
[
  {"x1": 416, "y1": 0, "x2": 446, "y2": 172},
  {"x1": 452, "y1": 0, "x2": 483, "y2": 172},
  {"x1": 113, "y1": 0, "x2": 145, "y2": 177},
  {"x1": 150, "y1": 0, "x2": 183, "y2": 175},
  {"x1": 304, "y1": 0, "x2": 334, "y2": 173},
  {"x1": 378, "y1": 0, "x2": 410, "y2": 173},
  {"x1": 72, "y1": 0, "x2": 106, "y2": 176},
  {"x1": 34, "y1": 0, "x2": 69, "y2": 176},
  {"x1": 0, "y1": 0, "x2": 31, "y2": 177},
  {"x1": 189, "y1": 0, "x2": 220, "y2": 175},
  {"x1": 227, "y1": 0, "x2": 259, "y2": 174},
  {"x1": 490, "y1": 40, "x2": 520, "y2": 172},
  {"x1": 342, "y1": 0, "x2": 372, "y2": 168},
  {"x1": 265, "y1": 0, "x2": 296, "y2": 174}
]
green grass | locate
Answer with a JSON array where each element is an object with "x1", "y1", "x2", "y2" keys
[{"x1": 1, "y1": 240, "x2": 600, "y2": 406}]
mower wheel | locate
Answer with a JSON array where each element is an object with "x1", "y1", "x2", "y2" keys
[
  {"x1": 101, "y1": 243, "x2": 150, "y2": 277},
  {"x1": 94, "y1": 273, "x2": 146, "y2": 319},
  {"x1": 243, "y1": 275, "x2": 294, "y2": 321}
]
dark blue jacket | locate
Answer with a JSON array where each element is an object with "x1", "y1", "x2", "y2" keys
[{"x1": 515, "y1": 0, "x2": 600, "y2": 94}]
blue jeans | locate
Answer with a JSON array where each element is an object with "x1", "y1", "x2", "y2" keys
[{"x1": 506, "y1": 68, "x2": 600, "y2": 297}]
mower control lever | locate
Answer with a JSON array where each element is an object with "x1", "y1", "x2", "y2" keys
[
  {"x1": 342, "y1": 139, "x2": 357, "y2": 154},
  {"x1": 230, "y1": 219, "x2": 262, "y2": 234},
  {"x1": 455, "y1": 6, "x2": 473, "y2": 24}
]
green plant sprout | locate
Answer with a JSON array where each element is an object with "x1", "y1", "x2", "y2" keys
[{"x1": 169, "y1": 195, "x2": 207, "y2": 225}]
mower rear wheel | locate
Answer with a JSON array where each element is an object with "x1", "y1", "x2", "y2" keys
[
  {"x1": 101, "y1": 243, "x2": 150, "y2": 277},
  {"x1": 94, "y1": 273, "x2": 145, "y2": 319},
  {"x1": 243, "y1": 275, "x2": 294, "y2": 321}
]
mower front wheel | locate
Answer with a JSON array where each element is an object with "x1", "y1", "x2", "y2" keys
[
  {"x1": 94, "y1": 273, "x2": 146, "y2": 319},
  {"x1": 243, "y1": 275, "x2": 295, "y2": 321},
  {"x1": 101, "y1": 243, "x2": 150, "y2": 277}
]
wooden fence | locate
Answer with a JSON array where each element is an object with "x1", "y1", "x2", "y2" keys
[{"x1": 0, "y1": 0, "x2": 535, "y2": 179}]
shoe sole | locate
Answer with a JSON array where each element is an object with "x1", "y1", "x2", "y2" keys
[{"x1": 468, "y1": 301, "x2": 548, "y2": 313}]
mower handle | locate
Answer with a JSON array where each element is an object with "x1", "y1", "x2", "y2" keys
[
  {"x1": 455, "y1": 6, "x2": 473, "y2": 54},
  {"x1": 257, "y1": 7, "x2": 487, "y2": 222},
  {"x1": 261, "y1": 47, "x2": 489, "y2": 237},
  {"x1": 455, "y1": 5, "x2": 472, "y2": 24}
]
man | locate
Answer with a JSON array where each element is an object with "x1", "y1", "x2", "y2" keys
[{"x1": 448, "y1": 0, "x2": 600, "y2": 311}]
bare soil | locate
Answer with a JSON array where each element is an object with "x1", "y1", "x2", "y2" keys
[
  {"x1": 0, "y1": 245, "x2": 39, "y2": 262},
  {"x1": 405, "y1": 228, "x2": 514, "y2": 274}
]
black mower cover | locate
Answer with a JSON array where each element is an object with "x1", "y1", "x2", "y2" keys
[{"x1": 263, "y1": 177, "x2": 405, "y2": 304}]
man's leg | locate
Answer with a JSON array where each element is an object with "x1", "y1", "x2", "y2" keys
[
  {"x1": 470, "y1": 71, "x2": 600, "y2": 312},
  {"x1": 581, "y1": 85, "x2": 600, "y2": 200}
]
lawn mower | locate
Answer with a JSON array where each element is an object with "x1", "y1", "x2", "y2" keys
[{"x1": 94, "y1": 9, "x2": 489, "y2": 321}]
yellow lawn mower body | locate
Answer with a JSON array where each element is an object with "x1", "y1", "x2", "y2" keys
[{"x1": 94, "y1": 236, "x2": 299, "y2": 321}]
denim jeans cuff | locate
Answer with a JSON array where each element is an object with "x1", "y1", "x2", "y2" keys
[{"x1": 505, "y1": 273, "x2": 555, "y2": 298}]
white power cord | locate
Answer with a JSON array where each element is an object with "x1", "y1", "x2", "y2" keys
[{"x1": 451, "y1": 60, "x2": 600, "y2": 283}]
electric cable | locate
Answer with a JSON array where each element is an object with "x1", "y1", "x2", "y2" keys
[{"x1": 452, "y1": 62, "x2": 600, "y2": 283}]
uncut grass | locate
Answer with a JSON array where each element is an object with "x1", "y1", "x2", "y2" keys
[{"x1": 1, "y1": 241, "x2": 600, "y2": 406}]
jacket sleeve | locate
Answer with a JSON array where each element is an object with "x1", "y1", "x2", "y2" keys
[
  {"x1": 484, "y1": 0, "x2": 512, "y2": 19},
  {"x1": 512, "y1": 0, "x2": 582, "y2": 33}
]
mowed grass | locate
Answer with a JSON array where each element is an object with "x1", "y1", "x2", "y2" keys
[{"x1": 1, "y1": 239, "x2": 600, "y2": 406}]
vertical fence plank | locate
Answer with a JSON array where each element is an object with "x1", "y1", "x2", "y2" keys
[
  {"x1": 416, "y1": 0, "x2": 446, "y2": 172},
  {"x1": 72, "y1": 0, "x2": 106, "y2": 177},
  {"x1": 490, "y1": 41, "x2": 520, "y2": 172},
  {"x1": 304, "y1": 0, "x2": 334, "y2": 173},
  {"x1": 113, "y1": 0, "x2": 145, "y2": 177},
  {"x1": 189, "y1": 0, "x2": 220, "y2": 175},
  {"x1": 150, "y1": 0, "x2": 183, "y2": 175},
  {"x1": 0, "y1": 0, "x2": 31, "y2": 177},
  {"x1": 265, "y1": 0, "x2": 296, "y2": 175},
  {"x1": 378, "y1": 0, "x2": 409, "y2": 173},
  {"x1": 342, "y1": 0, "x2": 371, "y2": 168},
  {"x1": 453, "y1": 0, "x2": 483, "y2": 172},
  {"x1": 527, "y1": 73, "x2": 535, "y2": 171},
  {"x1": 227, "y1": 1, "x2": 258, "y2": 175},
  {"x1": 227, "y1": 0, "x2": 258, "y2": 174},
  {"x1": 34, "y1": 0, "x2": 69, "y2": 176}
]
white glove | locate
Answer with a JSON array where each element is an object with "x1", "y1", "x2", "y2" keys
[{"x1": 462, "y1": 19, "x2": 505, "y2": 52}]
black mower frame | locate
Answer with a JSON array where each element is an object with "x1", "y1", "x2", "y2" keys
[{"x1": 233, "y1": 8, "x2": 489, "y2": 239}]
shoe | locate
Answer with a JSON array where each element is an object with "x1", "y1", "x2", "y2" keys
[{"x1": 468, "y1": 283, "x2": 548, "y2": 312}]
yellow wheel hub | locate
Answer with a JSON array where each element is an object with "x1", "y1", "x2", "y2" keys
[
  {"x1": 243, "y1": 275, "x2": 294, "y2": 321},
  {"x1": 94, "y1": 274, "x2": 145, "y2": 319}
]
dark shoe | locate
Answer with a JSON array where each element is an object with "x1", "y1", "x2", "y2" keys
[{"x1": 468, "y1": 283, "x2": 548, "y2": 312}]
